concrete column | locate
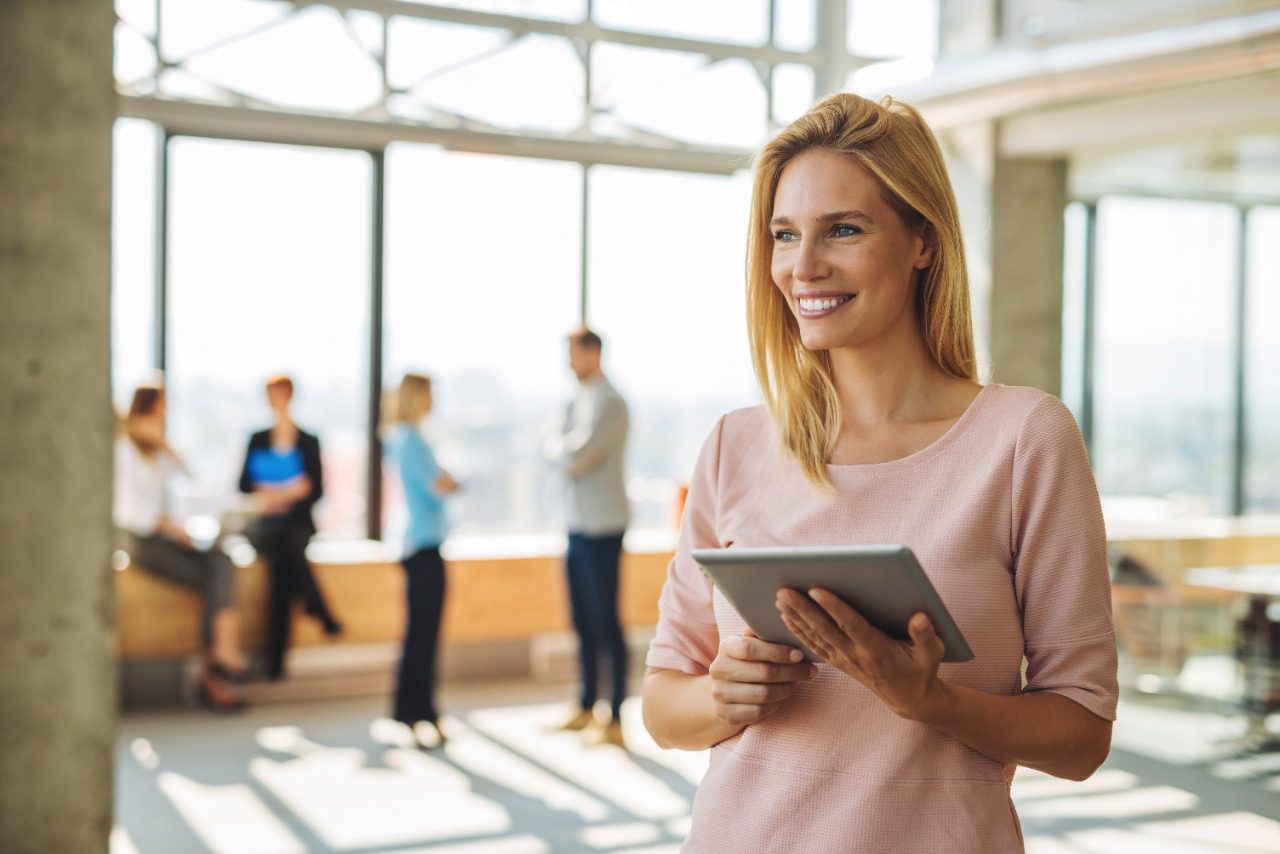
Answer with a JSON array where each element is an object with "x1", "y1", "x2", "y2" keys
[
  {"x1": 814, "y1": 0, "x2": 849, "y2": 98},
  {"x1": 990, "y1": 154, "x2": 1068, "y2": 394},
  {"x1": 0, "y1": 2, "x2": 117, "y2": 853}
]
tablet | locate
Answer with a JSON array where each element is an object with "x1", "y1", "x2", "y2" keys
[{"x1": 692, "y1": 544, "x2": 974, "y2": 663}]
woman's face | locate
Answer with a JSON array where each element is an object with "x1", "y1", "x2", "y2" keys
[
  {"x1": 266, "y1": 384, "x2": 292, "y2": 414},
  {"x1": 769, "y1": 148, "x2": 933, "y2": 354},
  {"x1": 136, "y1": 397, "x2": 166, "y2": 435},
  {"x1": 419, "y1": 388, "x2": 433, "y2": 418}
]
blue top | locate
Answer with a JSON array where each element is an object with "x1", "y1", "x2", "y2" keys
[
  {"x1": 384, "y1": 422, "x2": 447, "y2": 554},
  {"x1": 246, "y1": 446, "x2": 304, "y2": 486}
]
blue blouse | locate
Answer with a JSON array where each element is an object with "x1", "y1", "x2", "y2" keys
[{"x1": 384, "y1": 422, "x2": 447, "y2": 554}]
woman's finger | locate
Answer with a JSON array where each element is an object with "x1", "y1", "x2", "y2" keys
[
  {"x1": 907, "y1": 612, "x2": 945, "y2": 661},
  {"x1": 725, "y1": 631, "x2": 805, "y2": 664}
]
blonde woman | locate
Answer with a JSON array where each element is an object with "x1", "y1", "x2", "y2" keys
[
  {"x1": 641, "y1": 94, "x2": 1117, "y2": 851},
  {"x1": 115, "y1": 384, "x2": 247, "y2": 711},
  {"x1": 383, "y1": 373, "x2": 459, "y2": 747}
]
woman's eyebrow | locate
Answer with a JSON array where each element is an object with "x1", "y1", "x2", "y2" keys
[{"x1": 770, "y1": 210, "x2": 874, "y2": 228}]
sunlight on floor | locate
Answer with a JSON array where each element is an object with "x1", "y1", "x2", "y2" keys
[{"x1": 114, "y1": 695, "x2": 1280, "y2": 853}]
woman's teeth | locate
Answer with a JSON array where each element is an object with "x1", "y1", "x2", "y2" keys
[{"x1": 798, "y1": 295, "x2": 852, "y2": 312}]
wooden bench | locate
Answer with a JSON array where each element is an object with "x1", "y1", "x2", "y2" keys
[{"x1": 115, "y1": 549, "x2": 673, "y2": 660}]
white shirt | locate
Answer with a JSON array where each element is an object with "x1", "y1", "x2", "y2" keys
[{"x1": 114, "y1": 437, "x2": 178, "y2": 536}]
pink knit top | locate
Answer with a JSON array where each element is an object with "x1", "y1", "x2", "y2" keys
[{"x1": 646, "y1": 384, "x2": 1118, "y2": 853}]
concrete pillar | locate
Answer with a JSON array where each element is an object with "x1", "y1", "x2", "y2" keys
[
  {"x1": 0, "y1": 2, "x2": 117, "y2": 853},
  {"x1": 990, "y1": 154, "x2": 1068, "y2": 394},
  {"x1": 814, "y1": 0, "x2": 849, "y2": 98}
]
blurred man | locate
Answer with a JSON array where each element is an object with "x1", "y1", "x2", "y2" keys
[{"x1": 544, "y1": 327, "x2": 631, "y2": 748}]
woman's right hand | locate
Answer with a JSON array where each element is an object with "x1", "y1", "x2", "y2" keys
[{"x1": 707, "y1": 628, "x2": 816, "y2": 726}]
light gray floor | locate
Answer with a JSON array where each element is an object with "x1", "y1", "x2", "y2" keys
[{"x1": 114, "y1": 679, "x2": 1280, "y2": 854}]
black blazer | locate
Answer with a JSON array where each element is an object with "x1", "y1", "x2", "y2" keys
[{"x1": 238, "y1": 427, "x2": 324, "y2": 533}]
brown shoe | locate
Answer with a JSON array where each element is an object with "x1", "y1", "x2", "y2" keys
[
  {"x1": 197, "y1": 672, "x2": 246, "y2": 713},
  {"x1": 556, "y1": 708, "x2": 596, "y2": 732},
  {"x1": 597, "y1": 719, "x2": 626, "y2": 749}
]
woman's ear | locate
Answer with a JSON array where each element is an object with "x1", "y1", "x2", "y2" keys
[{"x1": 913, "y1": 223, "x2": 937, "y2": 270}]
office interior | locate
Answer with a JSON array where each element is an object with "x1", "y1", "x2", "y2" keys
[{"x1": 4, "y1": 0, "x2": 1280, "y2": 851}]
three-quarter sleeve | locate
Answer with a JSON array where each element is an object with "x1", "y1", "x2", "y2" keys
[
  {"x1": 1011, "y1": 396, "x2": 1118, "y2": 721},
  {"x1": 645, "y1": 416, "x2": 725, "y2": 675}
]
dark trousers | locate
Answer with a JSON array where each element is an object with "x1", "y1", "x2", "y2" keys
[
  {"x1": 566, "y1": 531, "x2": 627, "y2": 720},
  {"x1": 394, "y1": 547, "x2": 447, "y2": 725},
  {"x1": 248, "y1": 517, "x2": 334, "y2": 679},
  {"x1": 126, "y1": 533, "x2": 234, "y2": 651}
]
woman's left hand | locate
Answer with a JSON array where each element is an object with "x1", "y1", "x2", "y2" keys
[{"x1": 776, "y1": 587, "x2": 946, "y2": 722}]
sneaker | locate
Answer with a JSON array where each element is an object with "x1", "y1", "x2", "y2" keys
[{"x1": 412, "y1": 720, "x2": 446, "y2": 750}]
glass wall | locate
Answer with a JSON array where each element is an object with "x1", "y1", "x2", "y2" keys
[
  {"x1": 1245, "y1": 206, "x2": 1280, "y2": 513},
  {"x1": 109, "y1": 0, "x2": 1002, "y2": 551},
  {"x1": 111, "y1": 119, "x2": 158, "y2": 408},
  {"x1": 587, "y1": 166, "x2": 759, "y2": 530},
  {"x1": 383, "y1": 145, "x2": 582, "y2": 541},
  {"x1": 165, "y1": 138, "x2": 373, "y2": 538},
  {"x1": 1090, "y1": 197, "x2": 1239, "y2": 516}
]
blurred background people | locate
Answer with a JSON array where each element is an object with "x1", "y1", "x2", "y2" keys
[
  {"x1": 382, "y1": 372, "x2": 459, "y2": 748},
  {"x1": 239, "y1": 374, "x2": 341, "y2": 681},
  {"x1": 115, "y1": 383, "x2": 247, "y2": 711},
  {"x1": 543, "y1": 327, "x2": 631, "y2": 748}
]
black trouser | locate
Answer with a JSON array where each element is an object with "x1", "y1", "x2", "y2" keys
[
  {"x1": 566, "y1": 531, "x2": 628, "y2": 720},
  {"x1": 247, "y1": 517, "x2": 334, "y2": 679},
  {"x1": 394, "y1": 546, "x2": 447, "y2": 725},
  {"x1": 126, "y1": 532, "x2": 235, "y2": 651}
]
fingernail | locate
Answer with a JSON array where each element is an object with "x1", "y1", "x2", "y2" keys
[{"x1": 789, "y1": 649, "x2": 803, "y2": 663}]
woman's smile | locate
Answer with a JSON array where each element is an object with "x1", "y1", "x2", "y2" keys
[{"x1": 796, "y1": 292, "x2": 856, "y2": 318}]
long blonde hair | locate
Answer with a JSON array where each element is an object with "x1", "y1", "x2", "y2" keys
[
  {"x1": 746, "y1": 93, "x2": 976, "y2": 487},
  {"x1": 381, "y1": 373, "x2": 432, "y2": 437}
]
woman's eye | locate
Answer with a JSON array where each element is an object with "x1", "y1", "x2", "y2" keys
[
  {"x1": 773, "y1": 230, "x2": 798, "y2": 242},
  {"x1": 834, "y1": 224, "x2": 862, "y2": 238}
]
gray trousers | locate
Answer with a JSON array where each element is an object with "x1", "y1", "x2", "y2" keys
[{"x1": 126, "y1": 533, "x2": 235, "y2": 651}]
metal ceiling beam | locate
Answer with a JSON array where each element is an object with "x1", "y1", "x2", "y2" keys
[{"x1": 118, "y1": 94, "x2": 754, "y2": 174}]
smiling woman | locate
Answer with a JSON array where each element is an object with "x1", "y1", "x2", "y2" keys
[{"x1": 640, "y1": 93, "x2": 1118, "y2": 853}]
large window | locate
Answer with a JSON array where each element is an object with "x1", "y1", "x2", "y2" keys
[
  {"x1": 112, "y1": 0, "x2": 956, "y2": 549},
  {"x1": 1245, "y1": 206, "x2": 1280, "y2": 512},
  {"x1": 166, "y1": 138, "x2": 373, "y2": 538},
  {"x1": 1090, "y1": 197, "x2": 1239, "y2": 516},
  {"x1": 587, "y1": 166, "x2": 758, "y2": 531},
  {"x1": 111, "y1": 119, "x2": 158, "y2": 408},
  {"x1": 384, "y1": 145, "x2": 581, "y2": 541}
]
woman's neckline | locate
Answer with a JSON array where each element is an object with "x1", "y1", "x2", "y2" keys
[{"x1": 825, "y1": 383, "x2": 993, "y2": 473}]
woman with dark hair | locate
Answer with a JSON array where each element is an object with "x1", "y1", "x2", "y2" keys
[
  {"x1": 239, "y1": 375, "x2": 342, "y2": 681},
  {"x1": 115, "y1": 383, "x2": 247, "y2": 711},
  {"x1": 382, "y1": 372, "x2": 459, "y2": 747},
  {"x1": 642, "y1": 93, "x2": 1117, "y2": 851}
]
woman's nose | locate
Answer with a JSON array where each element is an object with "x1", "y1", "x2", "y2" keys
[{"x1": 791, "y1": 238, "x2": 829, "y2": 283}]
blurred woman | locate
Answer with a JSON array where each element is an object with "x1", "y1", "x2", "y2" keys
[
  {"x1": 382, "y1": 373, "x2": 459, "y2": 747},
  {"x1": 115, "y1": 383, "x2": 247, "y2": 711},
  {"x1": 238, "y1": 375, "x2": 341, "y2": 681}
]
